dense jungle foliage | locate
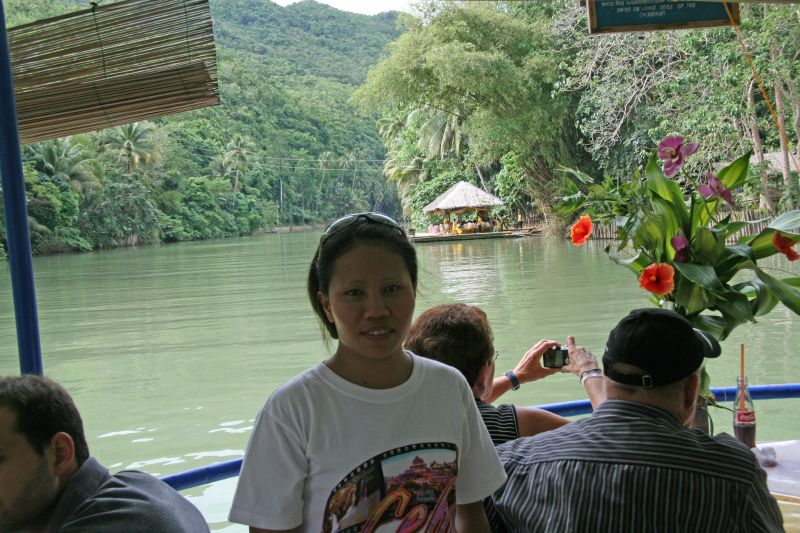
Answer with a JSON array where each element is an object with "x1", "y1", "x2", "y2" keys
[
  {"x1": 1, "y1": 1, "x2": 799, "y2": 255},
  {"x1": 356, "y1": 1, "x2": 800, "y2": 230},
  {"x1": 3, "y1": 0, "x2": 402, "y2": 254}
]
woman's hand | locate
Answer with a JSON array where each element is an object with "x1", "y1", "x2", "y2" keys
[{"x1": 513, "y1": 339, "x2": 561, "y2": 384}]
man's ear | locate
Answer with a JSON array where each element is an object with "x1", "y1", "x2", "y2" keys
[
  {"x1": 684, "y1": 372, "x2": 700, "y2": 410},
  {"x1": 50, "y1": 432, "x2": 76, "y2": 476},
  {"x1": 317, "y1": 290, "x2": 334, "y2": 323}
]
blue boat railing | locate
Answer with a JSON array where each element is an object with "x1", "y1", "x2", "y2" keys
[{"x1": 160, "y1": 382, "x2": 800, "y2": 491}]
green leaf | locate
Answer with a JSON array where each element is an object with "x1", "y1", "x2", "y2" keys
[
  {"x1": 711, "y1": 218, "x2": 768, "y2": 240},
  {"x1": 755, "y1": 268, "x2": 800, "y2": 315},
  {"x1": 719, "y1": 311, "x2": 748, "y2": 341},
  {"x1": 725, "y1": 244, "x2": 756, "y2": 261},
  {"x1": 690, "y1": 192, "x2": 721, "y2": 234},
  {"x1": 784, "y1": 277, "x2": 800, "y2": 289},
  {"x1": 673, "y1": 262, "x2": 724, "y2": 291},
  {"x1": 692, "y1": 227, "x2": 724, "y2": 265},
  {"x1": 716, "y1": 151, "x2": 751, "y2": 191},
  {"x1": 645, "y1": 153, "x2": 689, "y2": 227},
  {"x1": 653, "y1": 199, "x2": 683, "y2": 261},
  {"x1": 738, "y1": 210, "x2": 800, "y2": 259},
  {"x1": 714, "y1": 246, "x2": 756, "y2": 284},
  {"x1": 733, "y1": 278, "x2": 780, "y2": 317},
  {"x1": 607, "y1": 249, "x2": 650, "y2": 275},
  {"x1": 767, "y1": 210, "x2": 800, "y2": 232},
  {"x1": 711, "y1": 291, "x2": 755, "y2": 324},
  {"x1": 688, "y1": 314, "x2": 726, "y2": 339},
  {"x1": 634, "y1": 211, "x2": 667, "y2": 260},
  {"x1": 675, "y1": 278, "x2": 711, "y2": 315}
]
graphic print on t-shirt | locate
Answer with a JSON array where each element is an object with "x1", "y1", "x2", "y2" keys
[{"x1": 322, "y1": 442, "x2": 458, "y2": 533}]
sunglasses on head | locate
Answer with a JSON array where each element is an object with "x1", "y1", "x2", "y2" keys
[{"x1": 320, "y1": 212, "x2": 404, "y2": 245}]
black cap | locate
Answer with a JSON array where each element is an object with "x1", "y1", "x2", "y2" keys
[{"x1": 603, "y1": 308, "x2": 721, "y2": 388}]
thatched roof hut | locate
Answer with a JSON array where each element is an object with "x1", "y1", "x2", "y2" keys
[{"x1": 423, "y1": 181, "x2": 504, "y2": 214}]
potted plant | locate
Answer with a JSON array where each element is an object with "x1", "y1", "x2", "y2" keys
[{"x1": 564, "y1": 136, "x2": 800, "y2": 424}]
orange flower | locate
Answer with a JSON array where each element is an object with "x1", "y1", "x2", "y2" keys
[
  {"x1": 570, "y1": 215, "x2": 593, "y2": 246},
  {"x1": 639, "y1": 263, "x2": 675, "y2": 296},
  {"x1": 772, "y1": 231, "x2": 799, "y2": 261}
]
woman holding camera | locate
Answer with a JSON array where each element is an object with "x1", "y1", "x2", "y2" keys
[
  {"x1": 405, "y1": 304, "x2": 605, "y2": 445},
  {"x1": 229, "y1": 214, "x2": 505, "y2": 532}
]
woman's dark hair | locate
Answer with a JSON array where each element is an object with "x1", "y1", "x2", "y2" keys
[
  {"x1": 308, "y1": 216, "x2": 417, "y2": 340},
  {"x1": 0, "y1": 375, "x2": 90, "y2": 465},
  {"x1": 405, "y1": 304, "x2": 494, "y2": 387}
]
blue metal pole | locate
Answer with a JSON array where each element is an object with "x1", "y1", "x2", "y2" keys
[
  {"x1": 0, "y1": 0, "x2": 43, "y2": 375},
  {"x1": 537, "y1": 383, "x2": 800, "y2": 417},
  {"x1": 162, "y1": 383, "x2": 800, "y2": 491},
  {"x1": 161, "y1": 459, "x2": 242, "y2": 491}
]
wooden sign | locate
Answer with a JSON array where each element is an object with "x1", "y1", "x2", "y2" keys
[{"x1": 588, "y1": 1, "x2": 741, "y2": 34}]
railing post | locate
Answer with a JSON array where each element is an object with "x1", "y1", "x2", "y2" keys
[{"x1": 0, "y1": 0, "x2": 43, "y2": 375}]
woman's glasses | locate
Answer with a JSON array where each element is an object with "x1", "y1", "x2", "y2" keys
[
  {"x1": 320, "y1": 212, "x2": 404, "y2": 245},
  {"x1": 490, "y1": 350, "x2": 501, "y2": 363}
]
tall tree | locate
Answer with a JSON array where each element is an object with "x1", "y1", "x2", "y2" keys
[
  {"x1": 28, "y1": 137, "x2": 98, "y2": 192},
  {"x1": 103, "y1": 122, "x2": 160, "y2": 174},
  {"x1": 224, "y1": 134, "x2": 255, "y2": 210},
  {"x1": 356, "y1": 1, "x2": 581, "y2": 208}
]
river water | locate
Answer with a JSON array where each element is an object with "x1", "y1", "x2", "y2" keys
[{"x1": 1, "y1": 231, "x2": 797, "y2": 530}]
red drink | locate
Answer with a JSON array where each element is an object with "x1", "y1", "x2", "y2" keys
[
  {"x1": 734, "y1": 422, "x2": 756, "y2": 449},
  {"x1": 733, "y1": 377, "x2": 756, "y2": 448}
]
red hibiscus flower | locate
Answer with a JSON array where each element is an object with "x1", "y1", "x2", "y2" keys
[
  {"x1": 570, "y1": 215, "x2": 593, "y2": 246},
  {"x1": 772, "y1": 231, "x2": 799, "y2": 261},
  {"x1": 639, "y1": 263, "x2": 675, "y2": 296}
]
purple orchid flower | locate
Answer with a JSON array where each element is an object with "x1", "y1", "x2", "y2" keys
[
  {"x1": 698, "y1": 171, "x2": 737, "y2": 209},
  {"x1": 671, "y1": 235, "x2": 690, "y2": 263},
  {"x1": 658, "y1": 136, "x2": 699, "y2": 177}
]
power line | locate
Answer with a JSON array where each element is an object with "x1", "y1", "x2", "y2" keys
[{"x1": 174, "y1": 141, "x2": 392, "y2": 164}]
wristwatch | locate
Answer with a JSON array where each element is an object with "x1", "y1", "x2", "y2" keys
[
  {"x1": 580, "y1": 368, "x2": 604, "y2": 385},
  {"x1": 505, "y1": 370, "x2": 521, "y2": 391}
]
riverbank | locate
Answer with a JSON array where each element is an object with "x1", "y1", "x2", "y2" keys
[{"x1": 258, "y1": 224, "x2": 324, "y2": 234}]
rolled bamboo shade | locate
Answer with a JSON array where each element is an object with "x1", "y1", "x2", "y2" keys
[{"x1": 8, "y1": 0, "x2": 219, "y2": 144}]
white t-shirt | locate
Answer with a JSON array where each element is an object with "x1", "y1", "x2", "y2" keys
[{"x1": 229, "y1": 353, "x2": 506, "y2": 532}]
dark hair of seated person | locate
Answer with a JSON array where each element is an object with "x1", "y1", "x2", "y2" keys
[{"x1": 405, "y1": 303, "x2": 493, "y2": 386}]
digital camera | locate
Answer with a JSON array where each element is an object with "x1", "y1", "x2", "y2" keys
[{"x1": 542, "y1": 345, "x2": 570, "y2": 368}]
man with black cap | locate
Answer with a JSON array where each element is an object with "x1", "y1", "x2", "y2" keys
[{"x1": 487, "y1": 308, "x2": 783, "y2": 532}]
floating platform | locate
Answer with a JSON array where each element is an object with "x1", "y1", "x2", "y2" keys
[{"x1": 410, "y1": 230, "x2": 528, "y2": 243}]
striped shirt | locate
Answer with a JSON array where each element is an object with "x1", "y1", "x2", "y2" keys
[
  {"x1": 476, "y1": 398, "x2": 519, "y2": 445},
  {"x1": 488, "y1": 400, "x2": 783, "y2": 533}
]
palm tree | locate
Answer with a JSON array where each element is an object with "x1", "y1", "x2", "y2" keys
[
  {"x1": 410, "y1": 107, "x2": 465, "y2": 161},
  {"x1": 103, "y1": 122, "x2": 160, "y2": 173},
  {"x1": 315, "y1": 151, "x2": 334, "y2": 214},
  {"x1": 28, "y1": 137, "x2": 98, "y2": 192},
  {"x1": 383, "y1": 153, "x2": 428, "y2": 215},
  {"x1": 208, "y1": 151, "x2": 234, "y2": 180},
  {"x1": 224, "y1": 135, "x2": 255, "y2": 210},
  {"x1": 377, "y1": 106, "x2": 466, "y2": 214}
]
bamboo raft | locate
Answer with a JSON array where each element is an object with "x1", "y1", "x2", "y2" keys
[{"x1": 410, "y1": 230, "x2": 527, "y2": 243}]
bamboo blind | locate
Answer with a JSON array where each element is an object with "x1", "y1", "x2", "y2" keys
[{"x1": 8, "y1": 0, "x2": 219, "y2": 144}]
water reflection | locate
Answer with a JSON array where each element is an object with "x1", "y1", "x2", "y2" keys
[{"x1": 0, "y1": 232, "x2": 797, "y2": 531}]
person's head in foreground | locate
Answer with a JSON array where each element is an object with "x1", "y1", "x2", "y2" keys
[
  {"x1": 0, "y1": 375, "x2": 89, "y2": 532},
  {"x1": 405, "y1": 303, "x2": 495, "y2": 398},
  {"x1": 487, "y1": 309, "x2": 783, "y2": 532},
  {"x1": 0, "y1": 374, "x2": 209, "y2": 533},
  {"x1": 230, "y1": 214, "x2": 505, "y2": 530},
  {"x1": 602, "y1": 307, "x2": 720, "y2": 424},
  {"x1": 308, "y1": 212, "x2": 418, "y2": 383}
]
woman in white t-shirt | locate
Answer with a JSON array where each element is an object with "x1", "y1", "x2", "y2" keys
[{"x1": 229, "y1": 213, "x2": 506, "y2": 533}]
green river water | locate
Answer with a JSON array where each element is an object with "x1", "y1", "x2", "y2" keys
[{"x1": 1, "y1": 231, "x2": 797, "y2": 530}]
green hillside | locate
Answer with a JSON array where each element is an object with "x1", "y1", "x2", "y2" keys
[{"x1": 2, "y1": 0, "x2": 402, "y2": 254}]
